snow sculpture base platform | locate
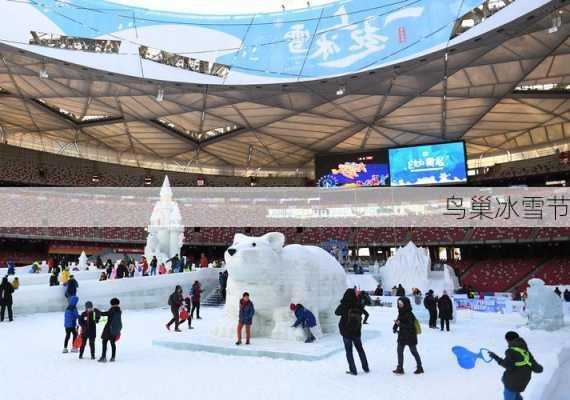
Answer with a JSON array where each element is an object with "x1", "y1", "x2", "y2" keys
[{"x1": 153, "y1": 330, "x2": 381, "y2": 362}]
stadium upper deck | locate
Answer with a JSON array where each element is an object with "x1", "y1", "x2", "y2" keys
[{"x1": 0, "y1": 0, "x2": 568, "y2": 177}]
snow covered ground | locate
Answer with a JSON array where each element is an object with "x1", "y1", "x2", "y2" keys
[{"x1": 0, "y1": 306, "x2": 568, "y2": 400}]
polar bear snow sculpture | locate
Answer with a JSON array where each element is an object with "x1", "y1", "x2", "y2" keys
[{"x1": 215, "y1": 232, "x2": 347, "y2": 341}]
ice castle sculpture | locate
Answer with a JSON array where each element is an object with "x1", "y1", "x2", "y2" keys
[
  {"x1": 526, "y1": 278, "x2": 564, "y2": 331},
  {"x1": 144, "y1": 176, "x2": 185, "y2": 267},
  {"x1": 215, "y1": 232, "x2": 347, "y2": 341},
  {"x1": 380, "y1": 241, "x2": 458, "y2": 294}
]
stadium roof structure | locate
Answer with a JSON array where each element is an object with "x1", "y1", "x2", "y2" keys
[{"x1": 0, "y1": 0, "x2": 569, "y2": 177}]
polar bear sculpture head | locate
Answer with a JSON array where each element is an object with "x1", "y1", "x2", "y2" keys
[{"x1": 225, "y1": 232, "x2": 285, "y2": 282}]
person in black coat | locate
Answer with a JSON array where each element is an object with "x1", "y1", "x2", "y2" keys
[
  {"x1": 393, "y1": 296, "x2": 423, "y2": 374},
  {"x1": 335, "y1": 289, "x2": 369, "y2": 375},
  {"x1": 115, "y1": 262, "x2": 128, "y2": 279},
  {"x1": 105, "y1": 260, "x2": 113, "y2": 277},
  {"x1": 564, "y1": 289, "x2": 570, "y2": 302},
  {"x1": 49, "y1": 272, "x2": 59, "y2": 287},
  {"x1": 437, "y1": 290, "x2": 453, "y2": 332},
  {"x1": 488, "y1": 331, "x2": 543, "y2": 399},
  {"x1": 396, "y1": 284, "x2": 405, "y2": 297},
  {"x1": 65, "y1": 275, "x2": 79, "y2": 298},
  {"x1": 98, "y1": 298, "x2": 122, "y2": 363},
  {"x1": 166, "y1": 285, "x2": 184, "y2": 332},
  {"x1": 423, "y1": 290, "x2": 437, "y2": 329},
  {"x1": 78, "y1": 301, "x2": 101, "y2": 360},
  {"x1": 0, "y1": 276, "x2": 15, "y2": 322}
]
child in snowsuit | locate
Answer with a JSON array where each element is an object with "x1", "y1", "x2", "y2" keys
[
  {"x1": 180, "y1": 294, "x2": 193, "y2": 329},
  {"x1": 290, "y1": 303, "x2": 317, "y2": 343},
  {"x1": 236, "y1": 292, "x2": 254, "y2": 345},
  {"x1": 63, "y1": 295, "x2": 79, "y2": 353},
  {"x1": 78, "y1": 301, "x2": 100, "y2": 360},
  {"x1": 489, "y1": 331, "x2": 543, "y2": 400},
  {"x1": 98, "y1": 298, "x2": 122, "y2": 363}
]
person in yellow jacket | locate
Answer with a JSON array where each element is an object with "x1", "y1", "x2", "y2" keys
[{"x1": 60, "y1": 268, "x2": 70, "y2": 285}]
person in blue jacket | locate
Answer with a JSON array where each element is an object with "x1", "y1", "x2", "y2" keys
[
  {"x1": 63, "y1": 295, "x2": 79, "y2": 353},
  {"x1": 290, "y1": 303, "x2": 317, "y2": 343},
  {"x1": 236, "y1": 292, "x2": 254, "y2": 345},
  {"x1": 7, "y1": 261, "x2": 15, "y2": 275}
]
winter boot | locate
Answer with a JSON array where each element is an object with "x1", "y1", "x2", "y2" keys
[
  {"x1": 235, "y1": 341, "x2": 242, "y2": 346},
  {"x1": 109, "y1": 357, "x2": 115, "y2": 362},
  {"x1": 346, "y1": 371, "x2": 357, "y2": 376},
  {"x1": 392, "y1": 367, "x2": 404, "y2": 375},
  {"x1": 245, "y1": 340, "x2": 250, "y2": 345},
  {"x1": 165, "y1": 324, "x2": 171, "y2": 331},
  {"x1": 98, "y1": 357, "x2": 107, "y2": 363},
  {"x1": 175, "y1": 328, "x2": 182, "y2": 332},
  {"x1": 62, "y1": 348, "x2": 69, "y2": 354},
  {"x1": 414, "y1": 366, "x2": 424, "y2": 374}
]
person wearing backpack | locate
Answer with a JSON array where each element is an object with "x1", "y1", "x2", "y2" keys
[
  {"x1": 335, "y1": 289, "x2": 369, "y2": 376},
  {"x1": 393, "y1": 296, "x2": 423, "y2": 375},
  {"x1": 488, "y1": 331, "x2": 543, "y2": 400},
  {"x1": 166, "y1": 285, "x2": 184, "y2": 332},
  {"x1": 437, "y1": 290, "x2": 453, "y2": 332},
  {"x1": 98, "y1": 298, "x2": 122, "y2": 363}
]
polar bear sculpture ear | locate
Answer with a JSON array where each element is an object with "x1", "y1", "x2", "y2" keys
[
  {"x1": 233, "y1": 233, "x2": 248, "y2": 245},
  {"x1": 262, "y1": 232, "x2": 285, "y2": 252}
]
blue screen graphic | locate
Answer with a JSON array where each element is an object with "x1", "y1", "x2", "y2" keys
[
  {"x1": 389, "y1": 142, "x2": 467, "y2": 186},
  {"x1": 317, "y1": 162, "x2": 389, "y2": 188}
]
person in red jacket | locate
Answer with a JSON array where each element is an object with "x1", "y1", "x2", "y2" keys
[
  {"x1": 199, "y1": 253, "x2": 208, "y2": 269},
  {"x1": 140, "y1": 256, "x2": 149, "y2": 277}
]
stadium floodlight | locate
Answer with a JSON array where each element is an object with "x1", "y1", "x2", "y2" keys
[
  {"x1": 39, "y1": 66, "x2": 48, "y2": 79},
  {"x1": 156, "y1": 87, "x2": 164, "y2": 102},
  {"x1": 336, "y1": 85, "x2": 346, "y2": 96}
]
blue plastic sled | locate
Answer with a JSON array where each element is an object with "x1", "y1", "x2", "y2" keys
[{"x1": 452, "y1": 346, "x2": 492, "y2": 369}]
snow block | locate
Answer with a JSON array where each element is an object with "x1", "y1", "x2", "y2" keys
[{"x1": 153, "y1": 330, "x2": 381, "y2": 362}]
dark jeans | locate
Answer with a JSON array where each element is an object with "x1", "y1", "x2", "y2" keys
[
  {"x1": 150, "y1": 267, "x2": 156, "y2": 276},
  {"x1": 428, "y1": 310, "x2": 437, "y2": 328},
  {"x1": 64, "y1": 327, "x2": 77, "y2": 348},
  {"x1": 101, "y1": 337, "x2": 116, "y2": 359},
  {"x1": 503, "y1": 387, "x2": 523, "y2": 400},
  {"x1": 397, "y1": 343, "x2": 422, "y2": 369},
  {"x1": 440, "y1": 318, "x2": 450, "y2": 331},
  {"x1": 0, "y1": 304, "x2": 13, "y2": 321},
  {"x1": 191, "y1": 302, "x2": 200, "y2": 319},
  {"x1": 80, "y1": 336, "x2": 96, "y2": 358},
  {"x1": 343, "y1": 336, "x2": 369, "y2": 374},
  {"x1": 167, "y1": 306, "x2": 180, "y2": 329}
]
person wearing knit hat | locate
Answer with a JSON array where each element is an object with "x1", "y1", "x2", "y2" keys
[
  {"x1": 488, "y1": 331, "x2": 543, "y2": 400},
  {"x1": 78, "y1": 300, "x2": 100, "y2": 360},
  {"x1": 291, "y1": 303, "x2": 317, "y2": 343}
]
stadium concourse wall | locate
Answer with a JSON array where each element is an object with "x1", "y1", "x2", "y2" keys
[{"x1": 11, "y1": 268, "x2": 219, "y2": 315}]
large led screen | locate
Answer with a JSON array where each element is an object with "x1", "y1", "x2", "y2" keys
[
  {"x1": 315, "y1": 151, "x2": 389, "y2": 188},
  {"x1": 389, "y1": 141, "x2": 468, "y2": 186}
]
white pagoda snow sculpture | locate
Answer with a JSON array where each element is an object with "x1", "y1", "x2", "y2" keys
[{"x1": 144, "y1": 176, "x2": 185, "y2": 267}]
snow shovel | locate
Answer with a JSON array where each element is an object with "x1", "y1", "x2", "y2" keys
[{"x1": 451, "y1": 346, "x2": 492, "y2": 369}]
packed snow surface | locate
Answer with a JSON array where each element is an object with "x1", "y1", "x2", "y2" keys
[{"x1": 0, "y1": 306, "x2": 568, "y2": 400}]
